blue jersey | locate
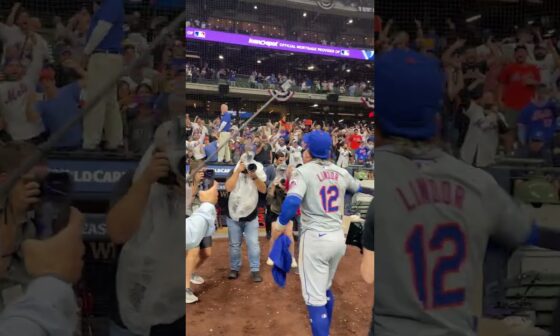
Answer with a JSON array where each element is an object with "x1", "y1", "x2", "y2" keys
[
  {"x1": 36, "y1": 83, "x2": 82, "y2": 148},
  {"x1": 87, "y1": 0, "x2": 124, "y2": 52},
  {"x1": 518, "y1": 101, "x2": 558, "y2": 143},
  {"x1": 220, "y1": 112, "x2": 232, "y2": 132},
  {"x1": 355, "y1": 147, "x2": 369, "y2": 162}
]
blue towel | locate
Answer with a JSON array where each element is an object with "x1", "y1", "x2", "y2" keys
[{"x1": 269, "y1": 234, "x2": 292, "y2": 288}]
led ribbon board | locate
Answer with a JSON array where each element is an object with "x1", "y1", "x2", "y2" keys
[{"x1": 186, "y1": 27, "x2": 374, "y2": 61}]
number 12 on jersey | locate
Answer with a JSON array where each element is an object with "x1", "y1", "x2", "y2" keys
[
  {"x1": 319, "y1": 185, "x2": 339, "y2": 213},
  {"x1": 405, "y1": 222, "x2": 467, "y2": 309}
]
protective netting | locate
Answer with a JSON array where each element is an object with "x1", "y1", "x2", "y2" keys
[
  {"x1": 0, "y1": 1, "x2": 185, "y2": 155},
  {"x1": 376, "y1": 0, "x2": 560, "y2": 331},
  {"x1": 376, "y1": 0, "x2": 560, "y2": 166},
  {"x1": 186, "y1": 0, "x2": 374, "y2": 103},
  {"x1": 0, "y1": 2, "x2": 185, "y2": 334},
  {"x1": 186, "y1": 0, "x2": 375, "y2": 232}
]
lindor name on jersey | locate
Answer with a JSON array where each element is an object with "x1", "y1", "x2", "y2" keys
[
  {"x1": 317, "y1": 171, "x2": 340, "y2": 182},
  {"x1": 396, "y1": 178, "x2": 466, "y2": 212}
]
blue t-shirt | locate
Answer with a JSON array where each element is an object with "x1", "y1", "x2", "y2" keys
[
  {"x1": 355, "y1": 147, "x2": 369, "y2": 162},
  {"x1": 220, "y1": 112, "x2": 232, "y2": 132},
  {"x1": 518, "y1": 101, "x2": 558, "y2": 144},
  {"x1": 36, "y1": 83, "x2": 83, "y2": 148},
  {"x1": 205, "y1": 141, "x2": 218, "y2": 162},
  {"x1": 87, "y1": 0, "x2": 124, "y2": 52}
]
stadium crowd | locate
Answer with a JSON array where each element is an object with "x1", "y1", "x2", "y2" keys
[
  {"x1": 0, "y1": 2, "x2": 185, "y2": 155},
  {"x1": 376, "y1": 17, "x2": 560, "y2": 167},
  {"x1": 186, "y1": 17, "x2": 374, "y2": 49},
  {"x1": 185, "y1": 103, "x2": 374, "y2": 304},
  {"x1": 0, "y1": 1, "x2": 191, "y2": 335},
  {"x1": 186, "y1": 61, "x2": 373, "y2": 97},
  {"x1": 185, "y1": 109, "x2": 375, "y2": 168}
]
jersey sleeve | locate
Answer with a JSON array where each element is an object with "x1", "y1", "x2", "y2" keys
[
  {"x1": 99, "y1": 0, "x2": 124, "y2": 24},
  {"x1": 287, "y1": 169, "x2": 307, "y2": 199},
  {"x1": 343, "y1": 170, "x2": 361, "y2": 194},
  {"x1": 484, "y1": 176, "x2": 535, "y2": 248},
  {"x1": 362, "y1": 199, "x2": 374, "y2": 251}
]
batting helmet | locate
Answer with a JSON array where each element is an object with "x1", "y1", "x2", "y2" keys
[
  {"x1": 375, "y1": 49, "x2": 445, "y2": 140},
  {"x1": 303, "y1": 130, "x2": 332, "y2": 159}
]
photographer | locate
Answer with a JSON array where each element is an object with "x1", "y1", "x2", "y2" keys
[
  {"x1": 0, "y1": 142, "x2": 45, "y2": 310},
  {"x1": 0, "y1": 142, "x2": 85, "y2": 334},
  {"x1": 224, "y1": 151, "x2": 267, "y2": 282},
  {"x1": 0, "y1": 208, "x2": 84, "y2": 335},
  {"x1": 263, "y1": 152, "x2": 286, "y2": 239},
  {"x1": 106, "y1": 120, "x2": 185, "y2": 335},
  {"x1": 265, "y1": 165, "x2": 297, "y2": 269},
  {"x1": 186, "y1": 163, "x2": 215, "y2": 304}
]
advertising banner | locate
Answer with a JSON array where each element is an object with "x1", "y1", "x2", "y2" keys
[{"x1": 186, "y1": 28, "x2": 374, "y2": 61}]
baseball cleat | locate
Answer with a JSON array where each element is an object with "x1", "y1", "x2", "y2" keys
[
  {"x1": 191, "y1": 274, "x2": 205, "y2": 285},
  {"x1": 291, "y1": 258, "x2": 298, "y2": 268},
  {"x1": 185, "y1": 289, "x2": 199, "y2": 304},
  {"x1": 266, "y1": 257, "x2": 274, "y2": 266}
]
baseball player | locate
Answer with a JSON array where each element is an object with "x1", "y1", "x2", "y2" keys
[
  {"x1": 273, "y1": 130, "x2": 374, "y2": 336},
  {"x1": 374, "y1": 49, "x2": 560, "y2": 336}
]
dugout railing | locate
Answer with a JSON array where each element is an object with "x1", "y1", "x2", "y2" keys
[{"x1": 483, "y1": 160, "x2": 560, "y2": 330}]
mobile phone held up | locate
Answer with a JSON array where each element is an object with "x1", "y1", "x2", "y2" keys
[
  {"x1": 34, "y1": 172, "x2": 73, "y2": 240},
  {"x1": 200, "y1": 169, "x2": 215, "y2": 191}
]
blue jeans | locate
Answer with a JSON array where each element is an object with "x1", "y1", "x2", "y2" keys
[{"x1": 226, "y1": 216, "x2": 260, "y2": 272}]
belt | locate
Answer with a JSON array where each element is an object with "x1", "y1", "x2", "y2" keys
[{"x1": 92, "y1": 49, "x2": 121, "y2": 55}]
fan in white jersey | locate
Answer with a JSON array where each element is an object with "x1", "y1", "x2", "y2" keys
[
  {"x1": 373, "y1": 48, "x2": 560, "y2": 336},
  {"x1": 0, "y1": 55, "x2": 45, "y2": 142}
]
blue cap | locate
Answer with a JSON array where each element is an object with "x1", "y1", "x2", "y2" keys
[
  {"x1": 303, "y1": 130, "x2": 332, "y2": 159},
  {"x1": 375, "y1": 49, "x2": 445, "y2": 140}
]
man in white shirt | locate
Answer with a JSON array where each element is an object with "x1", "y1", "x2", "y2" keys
[
  {"x1": 0, "y1": 3, "x2": 51, "y2": 67},
  {"x1": 460, "y1": 92, "x2": 507, "y2": 167},
  {"x1": 531, "y1": 44, "x2": 558, "y2": 90},
  {"x1": 0, "y1": 54, "x2": 45, "y2": 142}
]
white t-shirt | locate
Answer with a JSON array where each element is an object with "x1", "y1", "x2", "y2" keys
[
  {"x1": 531, "y1": 54, "x2": 556, "y2": 88},
  {"x1": 288, "y1": 146, "x2": 303, "y2": 167},
  {"x1": 0, "y1": 49, "x2": 45, "y2": 141},
  {"x1": 0, "y1": 24, "x2": 51, "y2": 66}
]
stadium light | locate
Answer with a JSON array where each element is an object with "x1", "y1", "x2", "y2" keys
[
  {"x1": 257, "y1": 60, "x2": 262, "y2": 64},
  {"x1": 254, "y1": 5, "x2": 258, "y2": 10},
  {"x1": 303, "y1": 12, "x2": 307, "y2": 17},
  {"x1": 308, "y1": 65, "x2": 315, "y2": 70},
  {"x1": 219, "y1": 55, "x2": 224, "y2": 60},
  {"x1": 346, "y1": 68, "x2": 351, "y2": 73},
  {"x1": 347, "y1": 19, "x2": 353, "y2": 24},
  {"x1": 312, "y1": 104, "x2": 319, "y2": 108}
]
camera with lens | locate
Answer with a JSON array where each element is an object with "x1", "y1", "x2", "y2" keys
[
  {"x1": 241, "y1": 152, "x2": 258, "y2": 174},
  {"x1": 34, "y1": 172, "x2": 73, "y2": 240},
  {"x1": 346, "y1": 221, "x2": 364, "y2": 253},
  {"x1": 247, "y1": 163, "x2": 257, "y2": 173},
  {"x1": 200, "y1": 169, "x2": 215, "y2": 191},
  {"x1": 154, "y1": 116, "x2": 186, "y2": 186}
]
